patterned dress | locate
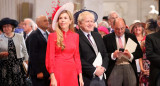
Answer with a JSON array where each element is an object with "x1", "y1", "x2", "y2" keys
[
  {"x1": 0, "y1": 37, "x2": 26, "y2": 86},
  {"x1": 139, "y1": 36, "x2": 150, "y2": 86}
]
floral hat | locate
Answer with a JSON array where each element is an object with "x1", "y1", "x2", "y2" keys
[{"x1": 51, "y1": 2, "x2": 74, "y2": 30}]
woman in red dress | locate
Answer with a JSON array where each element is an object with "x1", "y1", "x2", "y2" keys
[{"x1": 45, "y1": 10, "x2": 84, "y2": 86}]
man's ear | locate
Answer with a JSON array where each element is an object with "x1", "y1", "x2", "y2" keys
[{"x1": 78, "y1": 21, "x2": 82, "y2": 26}]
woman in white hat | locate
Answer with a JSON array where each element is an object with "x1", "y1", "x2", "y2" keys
[{"x1": 45, "y1": 2, "x2": 84, "y2": 86}]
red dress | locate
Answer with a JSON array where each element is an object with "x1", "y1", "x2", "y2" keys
[{"x1": 45, "y1": 30, "x2": 82, "y2": 86}]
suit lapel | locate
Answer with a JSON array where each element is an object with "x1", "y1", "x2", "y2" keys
[
  {"x1": 91, "y1": 32, "x2": 100, "y2": 51},
  {"x1": 37, "y1": 29, "x2": 47, "y2": 43},
  {"x1": 125, "y1": 32, "x2": 129, "y2": 44},
  {"x1": 112, "y1": 33, "x2": 117, "y2": 50},
  {"x1": 78, "y1": 30, "x2": 95, "y2": 51}
]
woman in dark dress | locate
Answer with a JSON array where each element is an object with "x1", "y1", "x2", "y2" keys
[{"x1": 0, "y1": 18, "x2": 29, "y2": 86}]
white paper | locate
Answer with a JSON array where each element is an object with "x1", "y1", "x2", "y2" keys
[
  {"x1": 93, "y1": 52, "x2": 103, "y2": 80},
  {"x1": 125, "y1": 38, "x2": 137, "y2": 53},
  {"x1": 93, "y1": 52, "x2": 102, "y2": 67}
]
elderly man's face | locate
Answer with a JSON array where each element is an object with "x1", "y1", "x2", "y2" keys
[
  {"x1": 23, "y1": 20, "x2": 32, "y2": 33},
  {"x1": 114, "y1": 19, "x2": 125, "y2": 37},
  {"x1": 79, "y1": 15, "x2": 95, "y2": 33},
  {"x1": 109, "y1": 13, "x2": 119, "y2": 28}
]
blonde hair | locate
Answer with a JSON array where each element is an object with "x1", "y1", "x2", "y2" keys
[
  {"x1": 56, "y1": 10, "x2": 74, "y2": 50},
  {"x1": 77, "y1": 11, "x2": 95, "y2": 25}
]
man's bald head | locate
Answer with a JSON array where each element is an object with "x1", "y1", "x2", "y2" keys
[
  {"x1": 113, "y1": 18, "x2": 126, "y2": 37},
  {"x1": 36, "y1": 15, "x2": 49, "y2": 31},
  {"x1": 113, "y1": 18, "x2": 126, "y2": 26}
]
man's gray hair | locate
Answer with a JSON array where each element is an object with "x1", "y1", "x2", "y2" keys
[
  {"x1": 108, "y1": 11, "x2": 120, "y2": 19},
  {"x1": 24, "y1": 18, "x2": 37, "y2": 30}
]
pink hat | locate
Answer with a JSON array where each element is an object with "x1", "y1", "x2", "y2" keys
[
  {"x1": 52, "y1": 2, "x2": 74, "y2": 30},
  {"x1": 98, "y1": 26, "x2": 109, "y2": 34}
]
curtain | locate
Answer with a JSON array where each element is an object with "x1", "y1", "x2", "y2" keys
[{"x1": 0, "y1": 0, "x2": 35, "y2": 22}]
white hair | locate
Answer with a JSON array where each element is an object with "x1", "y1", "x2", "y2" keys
[
  {"x1": 108, "y1": 11, "x2": 120, "y2": 19},
  {"x1": 24, "y1": 18, "x2": 37, "y2": 30}
]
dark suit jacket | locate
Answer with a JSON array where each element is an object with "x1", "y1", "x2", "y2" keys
[
  {"x1": 103, "y1": 32, "x2": 143, "y2": 86},
  {"x1": 77, "y1": 30, "x2": 109, "y2": 86},
  {"x1": 26, "y1": 29, "x2": 49, "y2": 79},
  {"x1": 146, "y1": 30, "x2": 160, "y2": 86}
]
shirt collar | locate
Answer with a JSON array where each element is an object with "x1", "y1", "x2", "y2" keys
[
  {"x1": 38, "y1": 28, "x2": 46, "y2": 35},
  {"x1": 80, "y1": 28, "x2": 91, "y2": 37},
  {"x1": 115, "y1": 34, "x2": 125, "y2": 39},
  {"x1": 26, "y1": 30, "x2": 33, "y2": 36}
]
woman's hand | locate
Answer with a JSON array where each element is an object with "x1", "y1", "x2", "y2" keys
[
  {"x1": 143, "y1": 70, "x2": 149, "y2": 76},
  {"x1": 142, "y1": 69, "x2": 149, "y2": 76},
  {"x1": 50, "y1": 73, "x2": 57, "y2": 86},
  {"x1": 0, "y1": 52, "x2": 9, "y2": 58},
  {"x1": 79, "y1": 73, "x2": 84, "y2": 86}
]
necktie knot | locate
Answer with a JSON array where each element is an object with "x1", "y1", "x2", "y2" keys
[{"x1": 87, "y1": 34, "x2": 90, "y2": 38}]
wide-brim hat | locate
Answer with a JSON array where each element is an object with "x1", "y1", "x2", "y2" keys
[
  {"x1": 52, "y1": 2, "x2": 74, "y2": 30},
  {"x1": 129, "y1": 20, "x2": 145, "y2": 33},
  {"x1": 0, "y1": 18, "x2": 18, "y2": 30},
  {"x1": 74, "y1": 9, "x2": 98, "y2": 24}
]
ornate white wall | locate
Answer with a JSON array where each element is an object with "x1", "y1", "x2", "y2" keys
[
  {"x1": 83, "y1": 0, "x2": 158, "y2": 25},
  {"x1": 0, "y1": 0, "x2": 158, "y2": 26}
]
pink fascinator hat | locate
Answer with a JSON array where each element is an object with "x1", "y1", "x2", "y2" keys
[
  {"x1": 52, "y1": 2, "x2": 74, "y2": 30},
  {"x1": 98, "y1": 26, "x2": 109, "y2": 34}
]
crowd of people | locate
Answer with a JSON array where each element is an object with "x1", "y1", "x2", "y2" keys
[{"x1": 0, "y1": 2, "x2": 160, "y2": 86}]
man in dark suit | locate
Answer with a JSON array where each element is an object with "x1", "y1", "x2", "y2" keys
[
  {"x1": 26, "y1": 15, "x2": 50, "y2": 86},
  {"x1": 146, "y1": 30, "x2": 160, "y2": 86},
  {"x1": 77, "y1": 11, "x2": 109, "y2": 86},
  {"x1": 103, "y1": 18, "x2": 143, "y2": 86}
]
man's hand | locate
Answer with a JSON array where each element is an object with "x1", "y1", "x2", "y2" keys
[
  {"x1": 123, "y1": 49, "x2": 131, "y2": 59},
  {"x1": 113, "y1": 50, "x2": 120, "y2": 59},
  {"x1": 95, "y1": 66, "x2": 105, "y2": 77},
  {"x1": 37, "y1": 72, "x2": 44, "y2": 79},
  {"x1": 113, "y1": 50, "x2": 124, "y2": 59}
]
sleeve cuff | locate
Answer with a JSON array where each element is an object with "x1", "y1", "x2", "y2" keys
[
  {"x1": 93, "y1": 68, "x2": 97, "y2": 78},
  {"x1": 128, "y1": 53, "x2": 134, "y2": 62},
  {"x1": 111, "y1": 53, "x2": 116, "y2": 60}
]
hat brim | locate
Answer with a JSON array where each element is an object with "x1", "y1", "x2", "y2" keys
[
  {"x1": 52, "y1": 2, "x2": 74, "y2": 30},
  {"x1": 74, "y1": 9, "x2": 98, "y2": 24},
  {"x1": 130, "y1": 22, "x2": 146, "y2": 33},
  {"x1": 0, "y1": 18, "x2": 18, "y2": 30}
]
